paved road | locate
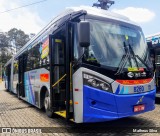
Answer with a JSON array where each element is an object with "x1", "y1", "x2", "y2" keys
[{"x1": 0, "y1": 82, "x2": 160, "y2": 136}]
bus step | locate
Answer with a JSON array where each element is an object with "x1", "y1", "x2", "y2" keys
[
  {"x1": 54, "y1": 110, "x2": 74, "y2": 122},
  {"x1": 55, "y1": 110, "x2": 66, "y2": 118}
]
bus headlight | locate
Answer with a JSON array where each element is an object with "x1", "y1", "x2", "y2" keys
[
  {"x1": 83, "y1": 73, "x2": 112, "y2": 93},
  {"x1": 88, "y1": 79, "x2": 99, "y2": 87},
  {"x1": 100, "y1": 83, "x2": 110, "y2": 91}
]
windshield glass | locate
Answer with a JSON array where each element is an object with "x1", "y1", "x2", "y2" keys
[{"x1": 84, "y1": 19, "x2": 153, "y2": 69}]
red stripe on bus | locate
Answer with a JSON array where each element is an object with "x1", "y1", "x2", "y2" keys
[{"x1": 116, "y1": 78, "x2": 152, "y2": 85}]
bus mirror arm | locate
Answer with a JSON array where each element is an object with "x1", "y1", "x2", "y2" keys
[{"x1": 72, "y1": 48, "x2": 88, "y2": 68}]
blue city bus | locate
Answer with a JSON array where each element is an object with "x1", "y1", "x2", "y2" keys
[
  {"x1": 5, "y1": 6, "x2": 156, "y2": 123},
  {"x1": 146, "y1": 33, "x2": 160, "y2": 98}
]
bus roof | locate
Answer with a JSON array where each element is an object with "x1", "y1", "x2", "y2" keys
[
  {"x1": 146, "y1": 32, "x2": 160, "y2": 41},
  {"x1": 69, "y1": 6, "x2": 138, "y2": 25},
  {"x1": 13, "y1": 6, "x2": 140, "y2": 59}
]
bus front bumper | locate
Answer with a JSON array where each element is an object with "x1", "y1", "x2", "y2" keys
[{"x1": 83, "y1": 85, "x2": 156, "y2": 123}]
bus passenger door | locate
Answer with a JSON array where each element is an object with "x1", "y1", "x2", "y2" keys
[
  {"x1": 18, "y1": 56, "x2": 25, "y2": 97},
  {"x1": 49, "y1": 25, "x2": 71, "y2": 120},
  {"x1": 50, "y1": 32, "x2": 66, "y2": 109},
  {"x1": 7, "y1": 64, "x2": 11, "y2": 91}
]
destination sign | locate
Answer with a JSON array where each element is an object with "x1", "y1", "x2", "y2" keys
[{"x1": 151, "y1": 37, "x2": 160, "y2": 45}]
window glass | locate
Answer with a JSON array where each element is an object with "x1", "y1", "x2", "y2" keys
[
  {"x1": 5, "y1": 67, "x2": 8, "y2": 76},
  {"x1": 13, "y1": 61, "x2": 18, "y2": 74},
  {"x1": 83, "y1": 19, "x2": 152, "y2": 69},
  {"x1": 26, "y1": 38, "x2": 50, "y2": 71},
  {"x1": 39, "y1": 39, "x2": 50, "y2": 67},
  {"x1": 74, "y1": 25, "x2": 79, "y2": 61}
]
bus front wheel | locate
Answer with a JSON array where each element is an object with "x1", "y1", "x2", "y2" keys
[{"x1": 44, "y1": 91, "x2": 54, "y2": 118}]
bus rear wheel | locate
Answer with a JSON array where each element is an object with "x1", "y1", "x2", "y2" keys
[{"x1": 44, "y1": 91, "x2": 54, "y2": 118}]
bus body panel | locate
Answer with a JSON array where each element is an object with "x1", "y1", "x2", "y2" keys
[
  {"x1": 112, "y1": 79, "x2": 155, "y2": 95},
  {"x1": 24, "y1": 68, "x2": 50, "y2": 107},
  {"x1": 73, "y1": 68, "x2": 84, "y2": 123},
  {"x1": 83, "y1": 85, "x2": 156, "y2": 123},
  {"x1": 73, "y1": 67, "x2": 114, "y2": 123},
  {"x1": 115, "y1": 89, "x2": 156, "y2": 118},
  {"x1": 73, "y1": 67, "x2": 155, "y2": 123},
  {"x1": 83, "y1": 85, "x2": 118, "y2": 123}
]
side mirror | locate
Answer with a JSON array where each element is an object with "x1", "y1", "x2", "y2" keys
[{"x1": 79, "y1": 21, "x2": 90, "y2": 48}]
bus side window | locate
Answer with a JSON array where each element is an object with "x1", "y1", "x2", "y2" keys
[
  {"x1": 26, "y1": 51, "x2": 32, "y2": 71},
  {"x1": 13, "y1": 61, "x2": 18, "y2": 74}
]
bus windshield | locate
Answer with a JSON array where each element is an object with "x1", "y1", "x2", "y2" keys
[{"x1": 84, "y1": 19, "x2": 153, "y2": 69}]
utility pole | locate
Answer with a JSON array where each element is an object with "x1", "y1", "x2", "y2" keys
[{"x1": 93, "y1": 0, "x2": 115, "y2": 10}]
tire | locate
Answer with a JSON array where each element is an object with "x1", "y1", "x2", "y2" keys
[
  {"x1": 44, "y1": 91, "x2": 54, "y2": 118},
  {"x1": 17, "y1": 85, "x2": 20, "y2": 99}
]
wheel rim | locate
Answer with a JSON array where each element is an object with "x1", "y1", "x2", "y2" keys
[{"x1": 44, "y1": 96, "x2": 49, "y2": 110}]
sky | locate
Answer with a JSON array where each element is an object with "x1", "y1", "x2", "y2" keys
[{"x1": 0, "y1": 0, "x2": 159, "y2": 36}]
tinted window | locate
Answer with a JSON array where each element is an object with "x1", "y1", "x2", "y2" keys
[{"x1": 26, "y1": 38, "x2": 50, "y2": 71}]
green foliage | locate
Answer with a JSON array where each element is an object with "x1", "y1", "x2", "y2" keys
[
  {"x1": 0, "y1": 28, "x2": 30, "y2": 65},
  {"x1": 0, "y1": 33, "x2": 11, "y2": 64},
  {"x1": 0, "y1": 33, "x2": 9, "y2": 48},
  {"x1": 8, "y1": 28, "x2": 30, "y2": 50}
]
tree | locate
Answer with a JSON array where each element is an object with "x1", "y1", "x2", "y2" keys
[
  {"x1": 8, "y1": 28, "x2": 30, "y2": 52},
  {"x1": 0, "y1": 33, "x2": 9, "y2": 48},
  {"x1": 0, "y1": 33, "x2": 11, "y2": 64},
  {"x1": 0, "y1": 28, "x2": 30, "y2": 66},
  {"x1": 0, "y1": 48, "x2": 12, "y2": 64}
]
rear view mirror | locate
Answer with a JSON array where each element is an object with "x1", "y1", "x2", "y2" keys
[{"x1": 79, "y1": 21, "x2": 90, "y2": 48}]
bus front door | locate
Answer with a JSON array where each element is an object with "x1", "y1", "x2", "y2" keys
[
  {"x1": 49, "y1": 26, "x2": 71, "y2": 120},
  {"x1": 50, "y1": 34, "x2": 66, "y2": 109}
]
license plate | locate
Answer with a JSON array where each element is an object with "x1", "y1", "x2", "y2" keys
[{"x1": 134, "y1": 105, "x2": 145, "y2": 112}]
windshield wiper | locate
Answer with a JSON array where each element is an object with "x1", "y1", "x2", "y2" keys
[
  {"x1": 125, "y1": 42, "x2": 132, "y2": 67},
  {"x1": 135, "y1": 55, "x2": 150, "y2": 71},
  {"x1": 129, "y1": 44, "x2": 150, "y2": 71},
  {"x1": 128, "y1": 44, "x2": 139, "y2": 69},
  {"x1": 115, "y1": 42, "x2": 131, "y2": 75}
]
